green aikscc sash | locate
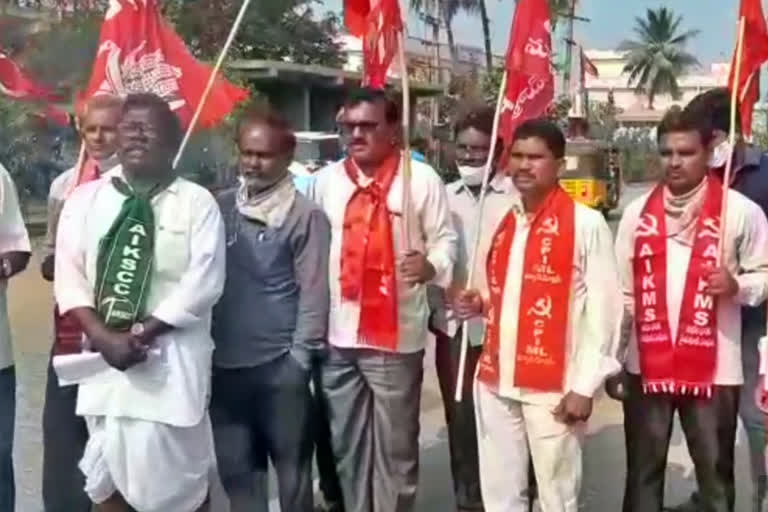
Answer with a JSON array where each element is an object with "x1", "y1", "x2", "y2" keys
[{"x1": 95, "y1": 178, "x2": 161, "y2": 331}]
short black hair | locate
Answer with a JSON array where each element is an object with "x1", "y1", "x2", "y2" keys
[
  {"x1": 343, "y1": 87, "x2": 401, "y2": 124},
  {"x1": 511, "y1": 118, "x2": 566, "y2": 158},
  {"x1": 236, "y1": 104, "x2": 296, "y2": 153},
  {"x1": 454, "y1": 106, "x2": 496, "y2": 138},
  {"x1": 122, "y1": 93, "x2": 183, "y2": 149},
  {"x1": 685, "y1": 87, "x2": 739, "y2": 135},
  {"x1": 657, "y1": 106, "x2": 713, "y2": 147}
]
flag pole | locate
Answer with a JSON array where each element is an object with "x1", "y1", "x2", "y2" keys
[
  {"x1": 172, "y1": 0, "x2": 253, "y2": 169},
  {"x1": 397, "y1": 30, "x2": 413, "y2": 251},
  {"x1": 717, "y1": 15, "x2": 745, "y2": 264},
  {"x1": 454, "y1": 70, "x2": 508, "y2": 402}
]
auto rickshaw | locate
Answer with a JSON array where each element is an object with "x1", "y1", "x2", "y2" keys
[{"x1": 559, "y1": 134, "x2": 621, "y2": 215}]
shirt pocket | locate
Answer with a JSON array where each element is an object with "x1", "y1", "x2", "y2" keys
[{"x1": 155, "y1": 220, "x2": 189, "y2": 279}]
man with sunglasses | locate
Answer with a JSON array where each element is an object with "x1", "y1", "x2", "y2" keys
[{"x1": 310, "y1": 88, "x2": 457, "y2": 512}]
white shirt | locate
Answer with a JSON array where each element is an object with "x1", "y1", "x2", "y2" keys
[
  {"x1": 616, "y1": 188, "x2": 768, "y2": 386},
  {"x1": 0, "y1": 164, "x2": 31, "y2": 370},
  {"x1": 427, "y1": 174, "x2": 516, "y2": 346},
  {"x1": 44, "y1": 156, "x2": 119, "y2": 258},
  {"x1": 494, "y1": 199, "x2": 622, "y2": 405},
  {"x1": 55, "y1": 167, "x2": 226, "y2": 426},
  {"x1": 310, "y1": 157, "x2": 458, "y2": 353}
]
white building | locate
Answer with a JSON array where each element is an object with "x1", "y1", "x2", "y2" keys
[{"x1": 583, "y1": 49, "x2": 730, "y2": 127}]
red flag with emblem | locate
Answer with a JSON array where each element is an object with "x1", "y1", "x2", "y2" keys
[
  {"x1": 498, "y1": 0, "x2": 554, "y2": 151},
  {"x1": 0, "y1": 51, "x2": 60, "y2": 101},
  {"x1": 728, "y1": 0, "x2": 768, "y2": 138},
  {"x1": 345, "y1": 0, "x2": 403, "y2": 89},
  {"x1": 83, "y1": 0, "x2": 248, "y2": 128}
]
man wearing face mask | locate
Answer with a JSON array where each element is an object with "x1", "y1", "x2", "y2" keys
[
  {"x1": 664, "y1": 89, "x2": 768, "y2": 512},
  {"x1": 427, "y1": 106, "x2": 515, "y2": 511},
  {"x1": 211, "y1": 106, "x2": 331, "y2": 512}
]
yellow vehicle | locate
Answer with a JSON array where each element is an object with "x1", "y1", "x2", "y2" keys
[{"x1": 559, "y1": 138, "x2": 621, "y2": 215}]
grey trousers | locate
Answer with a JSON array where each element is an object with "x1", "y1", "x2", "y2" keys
[
  {"x1": 622, "y1": 374, "x2": 739, "y2": 512},
  {"x1": 322, "y1": 347, "x2": 424, "y2": 512},
  {"x1": 41, "y1": 355, "x2": 90, "y2": 512}
]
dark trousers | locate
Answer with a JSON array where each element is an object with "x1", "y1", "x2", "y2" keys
[
  {"x1": 434, "y1": 329, "x2": 484, "y2": 510},
  {"x1": 211, "y1": 353, "x2": 314, "y2": 512},
  {"x1": 313, "y1": 365, "x2": 345, "y2": 509},
  {"x1": 622, "y1": 374, "x2": 739, "y2": 512},
  {"x1": 41, "y1": 355, "x2": 90, "y2": 512},
  {"x1": 0, "y1": 366, "x2": 14, "y2": 512},
  {"x1": 739, "y1": 322, "x2": 767, "y2": 507}
]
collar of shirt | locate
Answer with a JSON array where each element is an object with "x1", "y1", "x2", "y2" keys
[
  {"x1": 450, "y1": 173, "x2": 512, "y2": 198},
  {"x1": 108, "y1": 165, "x2": 180, "y2": 195}
]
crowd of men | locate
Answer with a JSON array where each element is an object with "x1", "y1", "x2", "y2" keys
[{"x1": 0, "y1": 85, "x2": 766, "y2": 512}]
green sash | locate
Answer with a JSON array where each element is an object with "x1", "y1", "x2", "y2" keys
[{"x1": 95, "y1": 178, "x2": 163, "y2": 330}]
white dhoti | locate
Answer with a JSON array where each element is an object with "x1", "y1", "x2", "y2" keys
[
  {"x1": 474, "y1": 381, "x2": 584, "y2": 512},
  {"x1": 80, "y1": 414, "x2": 214, "y2": 512}
]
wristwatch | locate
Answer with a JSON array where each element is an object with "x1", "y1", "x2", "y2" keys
[{"x1": 130, "y1": 322, "x2": 146, "y2": 338}]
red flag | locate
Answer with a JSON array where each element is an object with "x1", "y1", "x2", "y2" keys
[
  {"x1": 345, "y1": 0, "x2": 370, "y2": 37},
  {"x1": 498, "y1": 0, "x2": 554, "y2": 152},
  {"x1": 83, "y1": 0, "x2": 248, "y2": 129},
  {"x1": 345, "y1": 0, "x2": 403, "y2": 89},
  {"x1": 582, "y1": 48, "x2": 599, "y2": 78},
  {"x1": 0, "y1": 52, "x2": 60, "y2": 101},
  {"x1": 728, "y1": 0, "x2": 768, "y2": 137}
]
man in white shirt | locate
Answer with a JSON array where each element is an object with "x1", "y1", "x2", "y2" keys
[
  {"x1": 455, "y1": 119, "x2": 622, "y2": 512},
  {"x1": 427, "y1": 105, "x2": 515, "y2": 511},
  {"x1": 0, "y1": 162, "x2": 31, "y2": 512},
  {"x1": 55, "y1": 93, "x2": 226, "y2": 512},
  {"x1": 310, "y1": 88, "x2": 457, "y2": 512},
  {"x1": 615, "y1": 108, "x2": 768, "y2": 512},
  {"x1": 40, "y1": 93, "x2": 122, "y2": 512}
]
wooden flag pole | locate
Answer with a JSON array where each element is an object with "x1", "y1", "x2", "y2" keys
[
  {"x1": 397, "y1": 30, "x2": 413, "y2": 251},
  {"x1": 173, "y1": 0, "x2": 253, "y2": 169},
  {"x1": 717, "y1": 15, "x2": 745, "y2": 264},
  {"x1": 454, "y1": 71, "x2": 508, "y2": 402}
]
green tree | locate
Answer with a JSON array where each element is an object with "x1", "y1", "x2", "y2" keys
[
  {"x1": 410, "y1": 0, "x2": 478, "y2": 70},
  {"x1": 166, "y1": 0, "x2": 344, "y2": 66},
  {"x1": 618, "y1": 7, "x2": 700, "y2": 109}
]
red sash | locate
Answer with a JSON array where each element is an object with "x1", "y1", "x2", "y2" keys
[
  {"x1": 339, "y1": 155, "x2": 399, "y2": 350},
  {"x1": 478, "y1": 188, "x2": 576, "y2": 392},
  {"x1": 53, "y1": 307, "x2": 83, "y2": 356},
  {"x1": 633, "y1": 177, "x2": 722, "y2": 396}
]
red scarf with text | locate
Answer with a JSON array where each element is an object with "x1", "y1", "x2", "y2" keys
[
  {"x1": 633, "y1": 177, "x2": 722, "y2": 396},
  {"x1": 339, "y1": 155, "x2": 400, "y2": 350},
  {"x1": 477, "y1": 187, "x2": 575, "y2": 391}
]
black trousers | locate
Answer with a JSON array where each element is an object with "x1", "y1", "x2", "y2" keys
[
  {"x1": 211, "y1": 353, "x2": 314, "y2": 512},
  {"x1": 434, "y1": 329, "x2": 484, "y2": 510},
  {"x1": 622, "y1": 374, "x2": 739, "y2": 512},
  {"x1": 41, "y1": 355, "x2": 91, "y2": 512}
]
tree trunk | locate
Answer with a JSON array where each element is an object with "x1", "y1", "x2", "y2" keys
[{"x1": 478, "y1": 0, "x2": 493, "y2": 72}]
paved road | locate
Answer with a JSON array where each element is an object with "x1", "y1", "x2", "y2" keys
[{"x1": 8, "y1": 183, "x2": 760, "y2": 511}]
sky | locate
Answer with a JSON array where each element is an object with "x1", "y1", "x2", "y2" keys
[{"x1": 320, "y1": 0, "x2": 748, "y2": 66}]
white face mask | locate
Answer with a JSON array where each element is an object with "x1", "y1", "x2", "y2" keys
[
  {"x1": 709, "y1": 140, "x2": 732, "y2": 168},
  {"x1": 457, "y1": 164, "x2": 485, "y2": 186}
]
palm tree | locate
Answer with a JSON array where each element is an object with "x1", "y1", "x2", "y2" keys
[{"x1": 618, "y1": 7, "x2": 700, "y2": 109}]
